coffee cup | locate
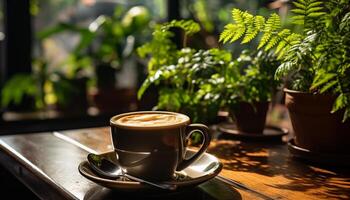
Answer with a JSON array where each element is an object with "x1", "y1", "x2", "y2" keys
[{"x1": 110, "y1": 111, "x2": 211, "y2": 181}]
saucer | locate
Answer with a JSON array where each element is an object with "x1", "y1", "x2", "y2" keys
[
  {"x1": 218, "y1": 122, "x2": 288, "y2": 141},
  {"x1": 78, "y1": 149, "x2": 223, "y2": 191},
  {"x1": 288, "y1": 138, "x2": 350, "y2": 167}
]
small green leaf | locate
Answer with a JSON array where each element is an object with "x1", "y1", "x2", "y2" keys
[
  {"x1": 307, "y1": 12, "x2": 326, "y2": 17},
  {"x1": 292, "y1": 1, "x2": 306, "y2": 9},
  {"x1": 307, "y1": 1, "x2": 323, "y2": 8},
  {"x1": 306, "y1": 7, "x2": 323, "y2": 14},
  {"x1": 331, "y1": 93, "x2": 347, "y2": 113},
  {"x1": 343, "y1": 107, "x2": 350, "y2": 122},
  {"x1": 291, "y1": 9, "x2": 306, "y2": 15}
]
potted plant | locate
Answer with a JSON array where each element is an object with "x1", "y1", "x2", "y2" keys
[
  {"x1": 220, "y1": 1, "x2": 350, "y2": 153},
  {"x1": 137, "y1": 20, "x2": 231, "y2": 124},
  {"x1": 199, "y1": 50, "x2": 280, "y2": 134},
  {"x1": 87, "y1": 6, "x2": 151, "y2": 113}
]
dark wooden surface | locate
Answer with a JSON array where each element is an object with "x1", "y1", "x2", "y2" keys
[{"x1": 0, "y1": 127, "x2": 349, "y2": 200}]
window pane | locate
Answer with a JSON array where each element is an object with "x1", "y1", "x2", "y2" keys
[{"x1": 33, "y1": 0, "x2": 167, "y2": 70}]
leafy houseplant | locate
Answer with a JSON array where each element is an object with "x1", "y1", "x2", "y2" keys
[
  {"x1": 137, "y1": 20, "x2": 232, "y2": 123},
  {"x1": 86, "y1": 6, "x2": 151, "y2": 113},
  {"x1": 220, "y1": 0, "x2": 350, "y2": 153},
  {"x1": 1, "y1": 58, "x2": 88, "y2": 114},
  {"x1": 199, "y1": 50, "x2": 280, "y2": 133}
]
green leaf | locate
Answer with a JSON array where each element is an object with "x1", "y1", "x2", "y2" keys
[
  {"x1": 307, "y1": 12, "x2": 326, "y2": 17},
  {"x1": 331, "y1": 93, "x2": 348, "y2": 113},
  {"x1": 232, "y1": 9, "x2": 244, "y2": 24},
  {"x1": 258, "y1": 32, "x2": 271, "y2": 49},
  {"x1": 320, "y1": 80, "x2": 338, "y2": 93},
  {"x1": 275, "y1": 40, "x2": 287, "y2": 55},
  {"x1": 241, "y1": 15, "x2": 264, "y2": 44},
  {"x1": 137, "y1": 78, "x2": 151, "y2": 100},
  {"x1": 258, "y1": 13, "x2": 281, "y2": 49},
  {"x1": 254, "y1": 16, "x2": 266, "y2": 29},
  {"x1": 220, "y1": 24, "x2": 240, "y2": 43},
  {"x1": 292, "y1": 15, "x2": 305, "y2": 25},
  {"x1": 292, "y1": 9, "x2": 306, "y2": 15},
  {"x1": 293, "y1": 1, "x2": 306, "y2": 9},
  {"x1": 264, "y1": 34, "x2": 280, "y2": 51},
  {"x1": 231, "y1": 25, "x2": 246, "y2": 42},
  {"x1": 343, "y1": 107, "x2": 350, "y2": 122},
  {"x1": 306, "y1": 7, "x2": 323, "y2": 14},
  {"x1": 275, "y1": 62, "x2": 295, "y2": 79},
  {"x1": 307, "y1": 1, "x2": 323, "y2": 8},
  {"x1": 311, "y1": 73, "x2": 337, "y2": 91}
]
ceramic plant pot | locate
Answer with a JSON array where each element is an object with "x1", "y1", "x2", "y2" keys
[
  {"x1": 284, "y1": 88, "x2": 350, "y2": 154},
  {"x1": 230, "y1": 101, "x2": 269, "y2": 134}
]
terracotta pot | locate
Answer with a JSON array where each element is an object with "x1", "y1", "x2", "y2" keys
[
  {"x1": 231, "y1": 101, "x2": 269, "y2": 133},
  {"x1": 284, "y1": 88, "x2": 350, "y2": 153}
]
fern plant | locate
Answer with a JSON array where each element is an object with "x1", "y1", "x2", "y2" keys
[{"x1": 220, "y1": 0, "x2": 350, "y2": 121}]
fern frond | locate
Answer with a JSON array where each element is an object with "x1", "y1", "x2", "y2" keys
[
  {"x1": 291, "y1": 0, "x2": 325, "y2": 28},
  {"x1": 231, "y1": 25, "x2": 246, "y2": 42},
  {"x1": 258, "y1": 13, "x2": 281, "y2": 49},
  {"x1": 241, "y1": 15, "x2": 264, "y2": 43},
  {"x1": 255, "y1": 16, "x2": 265, "y2": 29},
  {"x1": 232, "y1": 9, "x2": 245, "y2": 24},
  {"x1": 275, "y1": 61, "x2": 296, "y2": 80},
  {"x1": 311, "y1": 72, "x2": 337, "y2": 90},
  {"x1": 264, "y1": 35, "x2": 280, "y2": 51},
  {"x1": 220, "y1": 24, "x2": 239, "y2": 43},
  {"x1": 258, "y1": 32, "x2": 272, "y2": 49},
  {"x1": 275, "y1": 40, "x2": 287, "y2": 55},
  {"x1": 277, "y1": 33, "x2": 302, "y2": 59}
]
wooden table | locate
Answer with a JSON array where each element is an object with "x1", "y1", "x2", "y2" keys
[{"x1": 0, "y1": 127, "x2": 349, "y2": 200}]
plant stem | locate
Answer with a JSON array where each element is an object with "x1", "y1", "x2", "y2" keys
[{"x1": 183, "y1": 34, "x2": 187, "y2": 48}]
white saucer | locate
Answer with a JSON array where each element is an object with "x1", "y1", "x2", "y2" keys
[{"x1": 78, "y1": 150, "x2": 223, "y2": 191}]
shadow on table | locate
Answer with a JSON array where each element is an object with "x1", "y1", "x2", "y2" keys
[
  {"x1": 208, "y1": 139, "x2": 350, "y2": 200},
  {"x1": 83, "y1": 179, "x2": 242, "y2": 200}
]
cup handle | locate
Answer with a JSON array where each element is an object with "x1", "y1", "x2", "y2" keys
[{"x1": 176, "y1": 124, "x2": 211, "y2": 171}]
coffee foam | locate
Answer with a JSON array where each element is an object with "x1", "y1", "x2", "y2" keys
[{"x1": 115, "y1": 113, "x2": 188, "y2": 127}]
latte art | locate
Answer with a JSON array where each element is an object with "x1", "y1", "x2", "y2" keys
[{"x1": 115, "y1": 113, "x2": 188, "y2": 127}]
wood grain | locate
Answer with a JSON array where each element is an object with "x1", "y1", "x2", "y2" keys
[{"x1": 0, "y1": 127, "x2": 349, "y2": 200}]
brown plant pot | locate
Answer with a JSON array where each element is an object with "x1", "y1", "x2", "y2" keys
[
  {"x1": 231, "y1": 101, "x2": 269, "y2": 134},
  {"x1": 284, "y1": 88, "x2": 350, "y2": 154}
]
